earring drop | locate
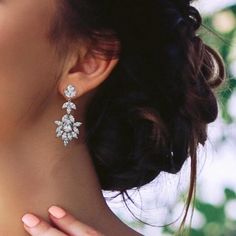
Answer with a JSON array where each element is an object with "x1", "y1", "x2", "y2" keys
[{"x1": 54, "y1": 84, "x2": 83, "y2": 146}]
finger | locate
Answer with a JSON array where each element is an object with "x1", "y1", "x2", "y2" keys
[
  {"x1": 21, "y1": 213, "x2": 68, "y2": 236},
  {"x1": 48, "y1": 205, "x2": 104, "y2": 236}
]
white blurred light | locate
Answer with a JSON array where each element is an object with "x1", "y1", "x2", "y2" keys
[
  {"x1": 229, "y1": 61, "x2": 236, "y2": 77},
  {"x1": 228, "y1": 91, "x2": 236, "y2": 118},
  {"x1": 193, "y1": 0, "x2": 236, "y2": 15},
  {"x1": 225, "y1": 200, "x2": 236, "y2": 220},
  {"x1": 212, "y1": 11, "x2": 236, "y2": 33}
]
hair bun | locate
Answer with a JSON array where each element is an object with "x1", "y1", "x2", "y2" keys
[{"x1": 55, "y1": 0, "x2": 226, "y2": 230}]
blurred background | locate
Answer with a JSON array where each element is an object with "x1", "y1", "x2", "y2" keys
[{"x1": 102, "y1": 1, "x2": 236, "y2": 235}]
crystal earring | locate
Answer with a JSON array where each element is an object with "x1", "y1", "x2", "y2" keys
[{"x1": 54, "y1": 84, "x2": 83, "y2": 146}]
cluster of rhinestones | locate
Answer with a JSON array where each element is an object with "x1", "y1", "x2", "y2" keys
[{"x1": 54, "y1": 84, "x2": 82, "y2": 146}]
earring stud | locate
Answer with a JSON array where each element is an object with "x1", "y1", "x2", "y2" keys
[{"x1": 54, "y1": 84, "x2": 83, "y2": 146}]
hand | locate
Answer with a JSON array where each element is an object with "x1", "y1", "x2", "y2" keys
[{"x1": 21, "y1": 205, "x2": 104, "y2": 236}]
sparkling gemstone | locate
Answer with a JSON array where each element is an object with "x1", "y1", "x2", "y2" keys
[
  {"x1": 54, "y1": 101, "x2": 83, "y2": 146},
  {"x1": 69, "y1": 114, "x2": 75, "y2": 122},
  {"x1": 67, "y1": 133, "x2": 73, "y2": 140},
  {"x1": 64, "y1": 140, "x2": 69, "y2": 146},
  {"x1": 65, "y1": 119, "x2": 71, "y2": 125},
  {"x1": 62, "y1": 115, "x2": 72, "y2": 125},
  {"x1": 70, "y1": 103, "x2": 76, "y2": 109},
  {"x1": 63, "y1": 125, "x2": 72, "y2": 132},
  {"x1": 73, "y1": 126, "x2": 79, "y2": 134},
  {"x1": 62, "y1": 114, "x2": 68, "y2": 121},
  {"x1": 62, "y1": 101, "x2": 76, "y2": 114},
  {"x1": 55, "y1": 121, "x2": 62, "y2": 126},
  {"x1": 64, "y1": 84, "x2": 77, "y2": 98},
  {"x1": 56, "y1": 126, "x2": 62, "y2": 132},
  {"x1": 62, "y1": 133, "x2": 68, "y2": 140},
  {"x1": 66, "y1": 107, "x2": 72, "y2": 114},
  {"x1": 74, "y1": 122, "x2": 82, "y2": 127},
  {"x1": 72, "y1": 132, "x2": 78, "y2": 139},
  {"x1": 56, "y1": 130, "x2": 63, "y2": 137}
]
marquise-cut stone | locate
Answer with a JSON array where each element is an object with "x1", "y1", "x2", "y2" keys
[
  {"x1": 69, "y1": 115, "x2": 75, "y2": 122},
  {"x1": 62, "y1": 133, "x2": 68, "y2": 140},
  {"x1": 70, "y1": 103, "x2": 76, "y2": 109},
  {"x1": 62, "y1": 102, "x2": 67, "y2": 109},
  {"x1": 72, "y1": 132, "x2": 78, "y2": 139},
  {"x1": 67, "y1": 133, "x2": 73, "y2": 140},
  {"x1": 62, "y1": 101, "x2": 76, "y2": 110},
  {"x1": 64, "y1": 140, "x2": 69, "y2": 146},
  {"x1": 55, "y1": 121, "x2": 62, "y2": 126},
  {"x1": 74, "y1": 122, "x2": 82, "y2": 127},
  {"x1": 56, "y1": 130, "x2": 63, "y2": 137},
  {"x1": 62, "y1": 114, "x2": 69, "y2": 120},
  {"x1": 56, "y1": 126, "x2": 62, "y2": 132},
  {"x1": 73, "y1": 126, "x2": 79, "y2": 134}
]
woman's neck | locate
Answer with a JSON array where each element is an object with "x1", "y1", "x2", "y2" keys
[{"x1": 0, "y1": 122, "x2": 142, "y2": 235}]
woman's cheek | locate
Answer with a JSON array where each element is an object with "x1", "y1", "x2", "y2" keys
[
  {"x1": 0, "y1": 2, "x2": 59, "y2": 129},
  {"x1": 0, "y1": 0, "x2": 58, "y2": 83}
]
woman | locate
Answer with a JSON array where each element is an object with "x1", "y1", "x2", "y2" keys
[{"x1": 0, "y1": 0, "x2": 225, "y2": 235}]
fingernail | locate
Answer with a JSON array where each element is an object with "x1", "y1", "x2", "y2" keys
[
  {"x1": 21, "y1": 213, "x2": 40, "y2": 228},
  {"x1": 48, "y1": 205, "x2": 66, "y2": 219}
]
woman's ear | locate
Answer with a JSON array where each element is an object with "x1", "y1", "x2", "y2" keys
[{"x1": 58, "y1": 44, "x2": 120, "y2": 100}]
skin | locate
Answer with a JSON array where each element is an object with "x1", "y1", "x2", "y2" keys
[
  {"x1": 22, "y1": 205, "x2": 106, "y2": 236},
  {"x1": 0, "y1": 0, "x2": 142, "y2": 235}
]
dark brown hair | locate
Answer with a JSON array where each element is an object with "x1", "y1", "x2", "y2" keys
[{"x1": 48, "y1": 0, "x2": 226, "y2": 234}]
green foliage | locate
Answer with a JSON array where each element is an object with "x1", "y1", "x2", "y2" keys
[{"x1": 162, "y1": 187, "x2": 236, "y2": 236}]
